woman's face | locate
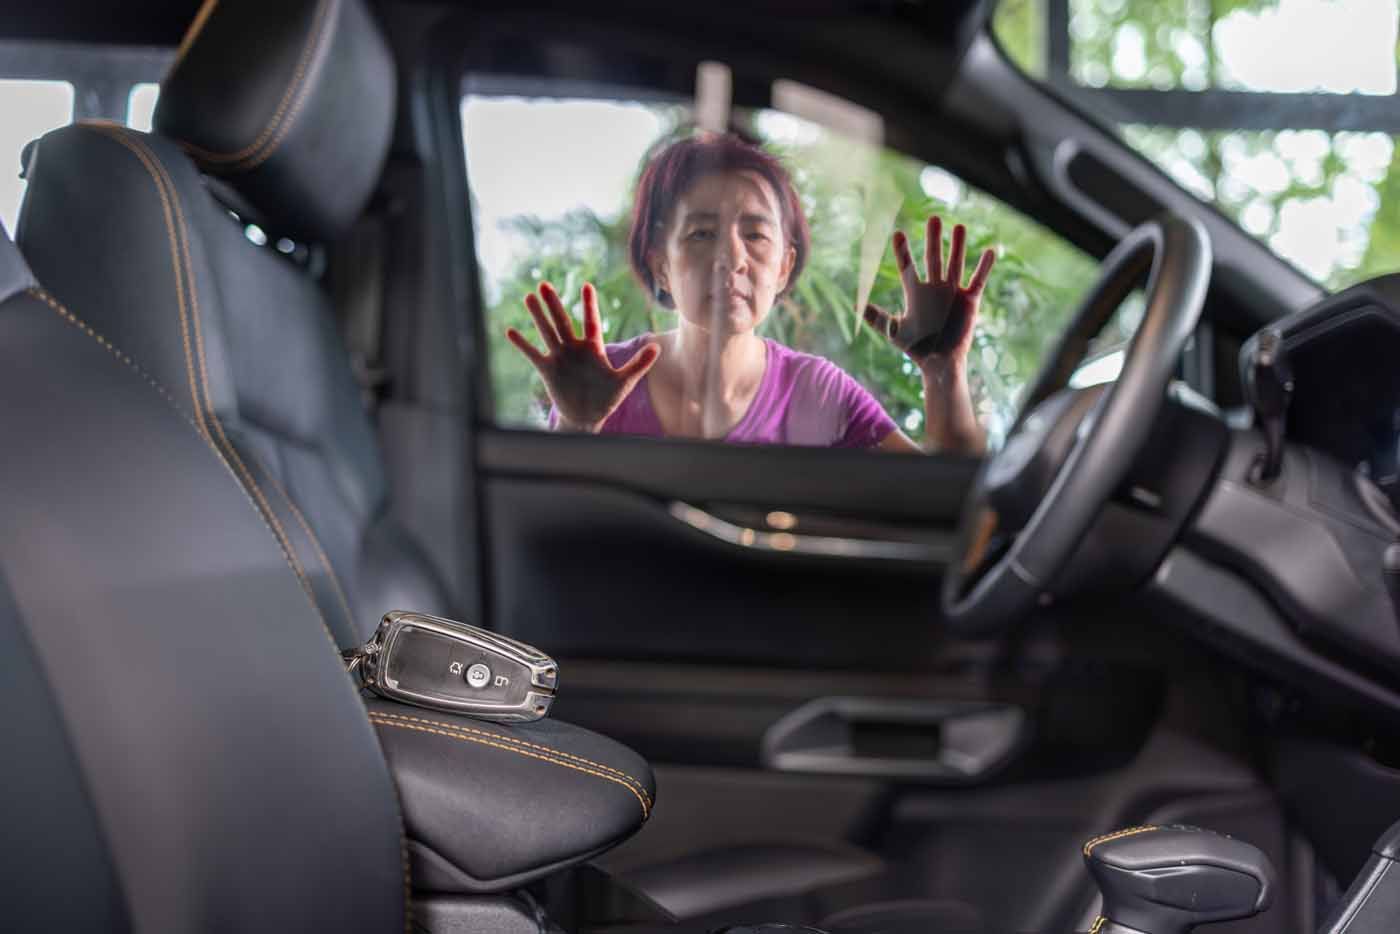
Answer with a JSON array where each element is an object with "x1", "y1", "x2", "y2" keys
[{"x1": 650, "y1": 169, "x2": 796, "y2": 338}]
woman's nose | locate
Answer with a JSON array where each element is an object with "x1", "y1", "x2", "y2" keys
[{"x1": 716, "y1": 228, "x2": 747, "y2": 272}]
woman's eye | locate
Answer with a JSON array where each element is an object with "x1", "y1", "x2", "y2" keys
[
  {"x1": 686, "y1": 229, "x2": 715, "y2": 241},
  {"x1": 745, "y1": 232, "x2": 770, "y2": 242}
]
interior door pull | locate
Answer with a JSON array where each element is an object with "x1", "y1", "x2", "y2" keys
[
  {"x1": 668, "y1": 501, "x2": 953, "y2": 563},
  {"x1": 761, "y1": 696, "x2": 1028, "y2": 784}
]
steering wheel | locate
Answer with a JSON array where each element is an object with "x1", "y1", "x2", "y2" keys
[{"x1": 940, "y1": 214, "x2": 1212, "y2": 635}]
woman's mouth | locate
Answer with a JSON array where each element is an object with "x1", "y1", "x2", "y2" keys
[{"x1": 709, "y1": 288, "x2": 750, "y2": 303}]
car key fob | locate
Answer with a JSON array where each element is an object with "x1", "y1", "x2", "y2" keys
[{"x1": 345, "y1": 611, "x2": 557, "y2": 722}]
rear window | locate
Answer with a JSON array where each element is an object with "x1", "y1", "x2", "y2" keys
[{"x1": 0, "y1": 41, "x2": 170, "y2": 234}]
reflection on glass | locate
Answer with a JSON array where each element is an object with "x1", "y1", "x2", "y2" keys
[
  {"x1": 463, "y1": 93, "x2": 1099, "y2": 448},
  {"x1": 0, "y1": 80, "x2": 74, "y2": 235}
]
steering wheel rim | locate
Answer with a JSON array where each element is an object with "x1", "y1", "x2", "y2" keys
[{"x1": 940, "y1": 213, "x2": 1212, "y2": 636}]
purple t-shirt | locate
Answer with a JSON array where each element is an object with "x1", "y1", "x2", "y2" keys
[{"x1": 565, "y1": 335, "x2": 898, "y2": 448}]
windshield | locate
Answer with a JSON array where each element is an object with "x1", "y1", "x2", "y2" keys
[{"x1": 993, "y1": 0, "x2": 1400, "y2": 291}]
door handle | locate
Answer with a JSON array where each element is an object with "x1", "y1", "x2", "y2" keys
[{"x1": 669, "y1": 501, "x2": 955, "y2": 564}]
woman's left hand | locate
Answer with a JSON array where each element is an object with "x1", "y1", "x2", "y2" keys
[{"x1": 863, "y1": 215, "x2": 995, "y2": 371}]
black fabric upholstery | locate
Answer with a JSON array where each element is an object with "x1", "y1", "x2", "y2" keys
[
  {"x1": 0, "y1": 280, "x2": 406, "y2": 931},
  {"x1": 18, "y1": 120, "x2": 446, "y2": 648},
  {"x1": 367, "y1": 698, "x2": 656, "y2": 893},
  {"x1": 155, "y1": 0, "x2": 396, "y2": 242}
]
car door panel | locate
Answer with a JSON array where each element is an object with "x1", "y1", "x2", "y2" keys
[{"x1": 474, "y1": 429, "x2": 1059, "y2": 776}]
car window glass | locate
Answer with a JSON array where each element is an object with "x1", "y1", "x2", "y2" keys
[
  {"x1": 0, "y1": 79, "x2": 73, "y2": 234},
  {"x1": 127, "y1": 82, "x2": 160, "y2": 132},
  {"x1": 0, "y1": 43, "x2": 170, "y2": 234},
  {"x1": 993, "y1": 0, "x2": 1400, "y2": 291},
  {"x1": 463, "y1": 80, "x2": 1101, "y2": 450}
]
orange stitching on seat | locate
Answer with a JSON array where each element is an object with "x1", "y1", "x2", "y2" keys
[
  {"x1": 82, "y1": 124, "x2": 333, "y2": 638},
  {"x1": 24, "y1": 285, "x2": 343, "y2": 656},
  {"x1": 34, "y1": 279, "x2": 407, "y2": 926},
  {"x1": 138, "y1": 133, "x2": 341, "y2": 634},
  {"x1": 1082, "y1": 825, "x2": 1159, "y2": 857},
  {"x1": 79, "y1": 123, "x2": 208, "y2": 443},
  {"x1": 370, "y1": 709, "x2": 653, "y2": 803},
  {"x1": 120, "y1": 131, "x2": 357, "y2": 639},
  {"x1": 240, "y1": 446, "x2": 358, "y2": 636},
  {"x1": 368, "y1": 715, "x2": 651, "y2": 819},
  {"x1": 177, "y1": 0, "x2": 335, "y2": 171},
  {"x1": 1088, "y1": 916, "x2": 1106, "y2": 934},
  {"x1": 169, "y1": 0, "x2": 220, "y2": 73}
]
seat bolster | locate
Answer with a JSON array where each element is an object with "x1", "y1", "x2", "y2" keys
[
  {"x1": 0, "y1": 288, "x2": 405, "y2": 932},
  {"x1": 367, "y1": 699, "x2": 656, "y2": 893}
]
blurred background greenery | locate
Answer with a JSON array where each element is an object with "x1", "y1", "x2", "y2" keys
[{"x1": 994, "y1": 0, "x2": 1400, "y2": 289}]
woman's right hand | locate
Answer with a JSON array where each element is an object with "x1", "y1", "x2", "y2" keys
[{"x1": 506, "y1": 281, "x2": 661, "y2": 433}]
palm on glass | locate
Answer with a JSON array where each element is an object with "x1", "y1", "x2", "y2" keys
[
  {"x1": 864, "y1": 215, "x2": 996, "y2": 368},
  {"x1": 505, "y1": 281, "x2": 661, "y2": 433}
]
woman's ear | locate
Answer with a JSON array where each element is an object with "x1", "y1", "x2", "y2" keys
[
  {"x1": 776, "y1": 243, "x2": 797, "y2": 293},
  {"x1": 648, "y1": 249, "x2": 671, "y2": 298}
]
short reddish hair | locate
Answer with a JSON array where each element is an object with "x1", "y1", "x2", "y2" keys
[{"x1": 628, "y1": 134, "x2": 810, "y2": 309}]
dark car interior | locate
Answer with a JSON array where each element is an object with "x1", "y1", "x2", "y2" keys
[{"x1": 4, "y1": 2, "x2": 1400, "y2": 933}]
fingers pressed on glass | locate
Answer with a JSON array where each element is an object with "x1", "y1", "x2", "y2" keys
[
  {"x1": 581, "y1": 283, "x2": 602, "y2": 344},
  {"x1": 926, "y1": 215, "x2": 944, "y2": 285},
  {"x1": 505, "y1": 328, "x2": 547, "y2": 366},
  {"x1": 524, "y1": 293, "x2": 561, "y2": 349},
  {"x1": 863, "y1": 303, "x2": 898, "y2": 340},
  {"x1": 968, "y1": 248, "x2": 996, "y2": 296},
  {"x1": 538, "y1": 282, "x2": 576, "y2": 342},
  {"x1": 893, "y1": 230, "x2": 920, "y2": 293},
  {"x1": 616, "y1": 342, "x2": 661, "y2": 379},
  {"x1": 947, "y1": 224, "x2": 967, "y2": 289}
]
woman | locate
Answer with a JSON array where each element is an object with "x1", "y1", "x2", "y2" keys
[{"x1": 505, "y1": 134, "x2": 996, "y2": 454}]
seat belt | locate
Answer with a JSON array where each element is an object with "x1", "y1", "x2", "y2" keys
[{"x1": 331, "y1": 210, "x2": 390, "y2": 408}]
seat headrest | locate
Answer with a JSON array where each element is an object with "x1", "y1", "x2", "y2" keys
[
  {"x1": 154, "y1": 0, "x2": 396, "y2": 243},
  {"x1": 0, "y1": 224, "x2": 36, "y2": 304}
]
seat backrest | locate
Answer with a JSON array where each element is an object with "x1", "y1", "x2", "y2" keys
[
  {"x1": 0, "y1": 229, "x2": 406, "y2": 931},
  {"x1": 16, "y1": 0, "x2": 446, "y2": 650}
]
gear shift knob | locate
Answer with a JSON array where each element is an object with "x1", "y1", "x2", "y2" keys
[{"x1": 1082, "y1": 824, "x2": 1274, "y2": 934}]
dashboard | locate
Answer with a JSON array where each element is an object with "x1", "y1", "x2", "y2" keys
[
  {"x1": 1147, "y1": 273, "x2": 1400, "y2": 724},
  {"x1": 1244, "y1": 274, "x2": 1400, "y2": 515}
]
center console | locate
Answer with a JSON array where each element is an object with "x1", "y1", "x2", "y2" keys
[{"x1": 366, "y1": 696, "x2": 655, "y2": 929}]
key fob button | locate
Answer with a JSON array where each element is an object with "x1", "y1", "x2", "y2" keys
[{"x1": 366, "y1": 612, "x2": 558, "y2": 722}]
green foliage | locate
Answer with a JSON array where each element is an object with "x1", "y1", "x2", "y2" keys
[
  {"x1": 992, "y1": 0, "x2": 1400, "y2": 291},
  {"x1": 481, "y1": 110, "x2": 1098, "y2": 443}
]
